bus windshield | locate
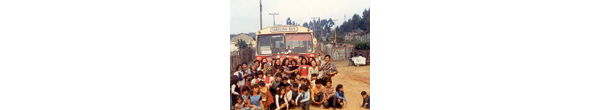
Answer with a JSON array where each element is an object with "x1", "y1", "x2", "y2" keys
[
  {"x1": 257, "y1": 34, "x2": 285, "y2": 54},
  {"x1": 257, "y1": 33, "x2": 313, "y2": 55},
  {"x1": 285, "y1": 33, "x2": 313, "y2": 53}
]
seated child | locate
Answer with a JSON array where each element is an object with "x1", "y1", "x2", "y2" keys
[
  {"x1": 361, "y1": 91, "x2": 370, "y2": 109},
  {"x1": 335, "y1": 84, "x2": 347, "y2": 108},
  {"x1": 288, "y1": 83, "x2": 300, "y2": 108},
  {"x1": 311, "y1": 79, "x2": 325, "y2": 107},
  {"x1": 294, "y1": 84, "x2": 311, "y2": 110}
]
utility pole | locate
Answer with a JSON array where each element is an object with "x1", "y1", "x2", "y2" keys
[
  {"x1": 311, "y1": 17, "x2": 319, "y2": 39},
  {"x1": 259, "y1": 0, "x2": 263, "y2": 29},
  {"x1": 333, "y1": 19, "x2": 338, "y2": 43},
  {"x1": 269, "y1": 13, "x2": 279, "y2": 26},
  {"x1": 344, "y1": 14, "x2": 346, "y2": 21}
]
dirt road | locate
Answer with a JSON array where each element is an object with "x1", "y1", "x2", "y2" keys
[{"x1": 289, "y1": 60, "x2": 370, "y2": 110}]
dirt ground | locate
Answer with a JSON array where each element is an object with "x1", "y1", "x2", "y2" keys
[{"x1": 289, "y1": 60, "x2": 370, "y2": 110}]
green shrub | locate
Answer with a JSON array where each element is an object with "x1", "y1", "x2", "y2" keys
[{"x1": 354, "y1": 41, "x2": 370, "y2": 50}]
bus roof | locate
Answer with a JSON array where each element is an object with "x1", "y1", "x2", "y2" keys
[{"x1": 255, "y1": 25, "x2": 313, "y2": 35}]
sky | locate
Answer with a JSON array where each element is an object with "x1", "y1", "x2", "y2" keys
[{"x1": 230, "y1": 0, "x2": 370, "y2": 34}]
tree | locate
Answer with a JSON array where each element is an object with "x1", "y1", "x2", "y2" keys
[
  {"x1": 363, "y1": 8, "x2": 370, "y2": 30},
  {"x1": 302, "y1": 22, "x2": 309, "y2": 27},
  {"x1": 286, "y1": 17, "x2": 292, "y2": 25},
  {"x1": 235, "y1": 39, "x2": 248, "y2": 49}
]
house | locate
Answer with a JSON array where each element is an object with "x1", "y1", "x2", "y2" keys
[{"x1": 230, "y1": 33, "x2": 256, "y2": 52}]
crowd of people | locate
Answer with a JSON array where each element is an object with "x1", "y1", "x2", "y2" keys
[{"x1": 230, "y1": 53, "x2": 370, "y2": 110}]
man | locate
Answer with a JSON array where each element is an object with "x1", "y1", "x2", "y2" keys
[
  {"x1": 319, "y1": 55, "x2": 338, "y2": 78},
  {"x1": 233, "y1": 62, "x2": 250, "y2": 87}
]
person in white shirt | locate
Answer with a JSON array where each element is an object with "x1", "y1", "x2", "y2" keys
[
  {"x1": 232, "y1": 64, "x2": 249, "y2": 87},
  {"x1": 308, "y1": 59, "x2": 322, "y2": 79}
]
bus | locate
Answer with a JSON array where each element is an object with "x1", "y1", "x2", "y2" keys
[{"x1": 254, "y1": 25, "x2": 317, "y2": 76}]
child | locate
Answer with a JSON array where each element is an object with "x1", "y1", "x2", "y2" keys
[
  {"x1": 360, "y1": 91, "x2": 370, "y2": 109},
  {"x1": 231, "y1": 76, "x2": 241, "y2": 107},
  {"x1": 245, "y1": 75, "x2": 254, "y2": 88},
  {"x1": 234, "y1": 96, "x2": 245, "y2": 110},
  {"x1": 289, "y1": 83, "x2": 300, "y2": 108},
  {"x1": 295, "y1": 73, "x2": 302, "y2": 83},
  {"x1": 269, "y1": 74, "x2": 282, "y2": 97},
  {"x1": 294, "y1": 85, "x2": 311, "y2": 110},
  {"x1": 335, "y1": 84, "x2": 347, "y2": 108},
  {"x1": 281, "y1": 77, "x2": 289, "y2": 86},
  {"x1": 258, "y1": 81, "x2": 273, "y2": 110},
  {"x1": 288, "y1": 75, "x2": 297, "y2": 86},
  {"x1": 252, "y1": 72, "x2": 264, "y2": 85},
  {"x1": 311, "y1": 79, "x2": 325, "y2": 108},
  {"x1": 284, "y1": 84, "x2": 295, "y2": 108},
  {"x1": 263, "y1": 72, "x2": 274, "y2": 88},
  {"x1": 322, "y1": 78, "x2": 336, "y2": 108},
  {"x1": 249, "y1": 85, "x2": 263, "y2": 110},
  {"x1": 241, "y1": 86, "x2": 250, "y2": 101},
  {"x1": 310, "y1": 73, "x2": 318, "y2": 87},
  {"x1": 274, "y1": 88, "x2": 288, "y2": 110}
]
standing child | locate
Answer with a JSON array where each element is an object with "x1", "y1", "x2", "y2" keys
[
  {"x1": 249, "y1": 85, "x2": 263, "y2": 110},
  {"x1": 294, "y1": 85, "x2": 311, "y2": 110},
  {"x1": 231, "y1": 76, "x2": 241, "y2": 107},
  {"x1": 360, "y1": 91, "x2": 370, "y2": 109},
  {"x1": 335, "y1": 84, "x2": 347, "y2": 108},
  {"x1": 263, "y1": 72, "x2": 274, "y2": 88},
  {"x1": 269, "y1": 74, "x2": 282, "y2": 97}
]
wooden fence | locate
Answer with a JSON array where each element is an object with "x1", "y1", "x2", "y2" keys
[{"x1": 230, "y1": 47, "x2": 256, "y2": 72}]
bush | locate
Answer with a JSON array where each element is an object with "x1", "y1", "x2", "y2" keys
[{"x1": 354, "y1": 41, "x2": 370, "y2": 50}]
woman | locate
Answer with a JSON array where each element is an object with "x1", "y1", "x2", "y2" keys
[
  {"x1": 298, "y1": 58, "x2": 310, "y2": 79},
  {"x1": 261, "y1": 58, "x2": 269, "y2": 67},
  {"x1": 282, "y1": 58, "x2": 297, "y2": 74},
  {"x1": 270, "y1": 58, "x2": 279, "y2": 76},
  {"x1": 260, "y1": 63, "x2": 270, "y2": 74},
  {"x1": 300, "y1": 57, "x2": 309, "y2": 66},
  {"x1": 254, "y1": 60, "x2": 262, "y2": 71},
  {"x1": 308, "y1": 59, "x2": 322, "y2": 79}
]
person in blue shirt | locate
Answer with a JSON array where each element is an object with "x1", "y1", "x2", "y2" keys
[
  {"x1": 294, "y1": 85, "x2": 311, "y2": 110},
  {"x1": 335, "y1": 84, "x2": 347, "y2": 108},
  {"x1": 349, "y1": 51, "x2": 354, "y2": 66}
]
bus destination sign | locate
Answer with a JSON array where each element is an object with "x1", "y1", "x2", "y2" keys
[{"x1": 270, "y1": 27, "x2": 298, "y2": 33}]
